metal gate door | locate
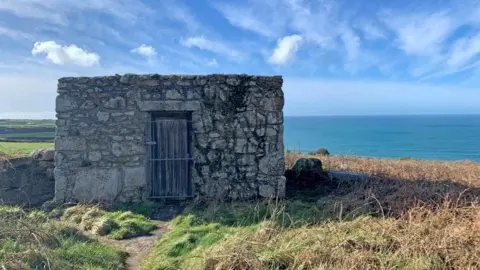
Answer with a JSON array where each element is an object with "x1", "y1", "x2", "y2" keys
[{"x1": 147, "y1": 112, "x2": 193, "y2": 198}]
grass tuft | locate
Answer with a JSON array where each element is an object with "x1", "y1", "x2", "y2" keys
[
  {"x1": 60, "y1": 204, "x2": 157, "y2": 240},
  {"x1": 0, "y1": 205, "x2": 126, "y2": 269}
]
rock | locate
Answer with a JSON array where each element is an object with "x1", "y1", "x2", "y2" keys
[
  {"x1": 88, "y1": 151, "x2": 102, "y2": 162},
  {"x1": 277, "y1": 176, "x2": 286, "y2": 197},
  {"x1": 286, "y1": 158, "x2": 330, "y2": 191},
  {"x1": 55, "y1": 137, "x2": 87, "y2": 151},
  {"x1": 96, "y1": 111, "x2": 110, "y2": 122},
  {"x1": 80, "y1": 100, "x2": 97, "y2": 110},
  {"x1": 311, "y1": 148, "x2": 330, "y2": 156},
  {"x1": 165, "y1": 89, "x2": 184, "y2": 99},
  {"x1": 104, "y1": 97, "x2": 126, "y2": 110},
  {"x1": 259, "y1": 185, "x2": 276, "y2": 198},
  {"x1": 56, "y1": 95, "x2": 78, "y2": 112},
  {"x1": 291, "y1": 158, "x2": 324, "y2": 177},
  {"x1": 31, "y1": 148, "x2": 55, "y2": 161},
  {"x1": 111, "y1": 142, "x2": 145, "y2": 157}
]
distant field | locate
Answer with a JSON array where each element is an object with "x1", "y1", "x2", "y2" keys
[
  {"x1": 0, "y1": 119, "x2": 55, "y2": 142},
  {"x1": 0, "y1": 119, "x2": 55, "y2": 128},
  {"x1": 0, "y1": 142, "x2": 54, "y2": 157}
]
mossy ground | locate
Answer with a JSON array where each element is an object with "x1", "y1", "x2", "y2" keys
[
  {"x1": 60, "y1": 203, "x2": 157, "y2": 240},
  {"x1": 0, "y1": 205, "x2": 127, "y2": 269}
]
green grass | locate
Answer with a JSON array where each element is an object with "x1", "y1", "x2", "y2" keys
[
  {"x1": 0, "y1": 119, "x2": 55, "y2": 142},
  {"x1": 61, "y1": 204, "x2": 157, "y2": 240},
  {"x1": 0, "y1": 131, "x2": 55, "y2": 139},
  {"x1": 141, "y1": 198, "x2": 480, "y2": 270},
  {"x1": 141, "y1": 214, "x2": 234, "y2": 270},
  {"x1": 0, "y1": 205, "x2": 127, "y2": 269},
  {"x1": 0, "y1": 141, "x2": 54, "y2": 156},
  {"x1": 0, "y1": 119, "x2": 55, "y2": 128}
]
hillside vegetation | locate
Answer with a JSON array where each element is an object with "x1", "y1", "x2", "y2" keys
[
  {"x1": 1, "y1": 151, "x2": 480, "y2": 269},
  {"x1": 142, "y1": 153, "x2": 480, "y2": 270},
  {"x1": 0, "y1": 205, "x2": 127, "y2": 269},
  {"x1": 0, "y1": 119, "x2": 55, "y2": 158},
  {"x1": 0, "y1": 142, "x2": 53, "y2": 158}
]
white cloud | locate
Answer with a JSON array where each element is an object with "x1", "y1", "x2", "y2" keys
[
  {"x1": 341, "y1": 29, "x2": 360, "y2": 60},
  {"x1": 357, "y1": 22, "x2": 385, "y2": 40},
  {"x1": 0, "y1": 26, "x2": 32, "y2": 40},
  {"x1": 181, "y1": 36, "x2": 242, "y2": 61},
  {"x1": 131, "y1": 44, "x2": 157, "y2": 59},
  {"x1": 382, "y1": 11, "x2": 455, "y2": 56},
  {"x1": 0, "y1": 0, "x2": 67, "y2": 25},
  {"x1": 206, "y1": 58, "x2": 218, "y2": 67},
  {"x1": 447, "y1": 33, "x2": 480, "y2": 68},
  {"x1": 31, "y1": 41, "x2": 100, "y2": 66},
  {"x1": 163, "y1": 2, "x2": 201, "y2": 32},
  {"x1": 285, "y1": 0, "x2": 339, "y2": 49},
  {"x1": 268, "y1": 35, "x2": 303, "y2": 65},
  {"x1": 0, "y1": 0, "x2": 151, "y2": 25},
  {"x1": 212, "y1": 3, "x2": 277, "y2": 38}
]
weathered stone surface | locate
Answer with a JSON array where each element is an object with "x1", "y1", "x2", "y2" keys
[
  {"x1": 0, "y1": 157, "x2": 55, "y2": 206},
  {"x1": 56, "y1": 95, "x2": 78, "y2": 112},
  {"x1": 80, "y1": 100, "x2": 97, "y2": 110},
  {"x1": 55, "y1": 74, "x2": 285, "y2": 202},
  {"x1": 104, "y1": 97, "x2": 126, "y2": 109},
  {"x1": 137, "y1": 100, "x2": 201, "y2": 111},
  {"x1": 258, "y1": 153, "x2": 284, "y2": 175},
  {"x1": 54, "y1": 168, "x2": 67, "y2": 201},
  {"x1": 259, "y1": 185, "x2": 276, "y2": 198},
  {"x1": 277, "y1": 176, "x2": 287, "y2": 197},
  {"x1": 96, "y1": 111, "x2": 110, "y2": 122},
  {"x1": 69, "y1": 168, "x2": 122, "y2": 202},
  {"x1": 31, "y1": 148, "x2": 55, "y2": 161},
  {"x1": 55, "y1": 137, "x2": 86, "y2": 151},
  {"x1": 88, "y1": 151, "x2": 102, "y2": 162},
  {"x1": 111, "y1": 142, "x2": 145, "y2": 157}
]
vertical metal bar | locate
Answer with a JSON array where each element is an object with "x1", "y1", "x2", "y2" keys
[
  {"x1": 159, "y1": 119, "x2": 164, "y2": 197},
  {"x1": 180, "y1": 119, "x2": 185, "y2": 196},
  {"x1": 186, "y1": 115, "x2": 192, "y2": 196}
]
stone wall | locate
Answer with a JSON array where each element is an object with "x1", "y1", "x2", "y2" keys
[
  {"x1": 0, "y1": 155, "x2": 55, "y2": 206},
  {"x1": 55, "y1": 74, "x2": 285, "y2": 203}
]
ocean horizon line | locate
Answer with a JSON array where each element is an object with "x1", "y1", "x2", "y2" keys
[{"x1": 285, "y1": 113, "x2": 480, "y2": 117}]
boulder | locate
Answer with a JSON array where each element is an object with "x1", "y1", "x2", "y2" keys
[
  {"x1": 291, "y1": 158, "x2": 325, "y2": 178},
  {"x1": 286, "y1": 158, "x2": 330, "y2": 191},
  {"x1": 315, "y1": 148, "x2": 330, "y2": 156},
  {"x1": 30, "y1": 148, "x2": 55, "y2": 161}
]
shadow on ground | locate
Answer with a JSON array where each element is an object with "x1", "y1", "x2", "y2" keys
[{"x1": 133, "y1": 170, "x2": 480, "y2": 228}]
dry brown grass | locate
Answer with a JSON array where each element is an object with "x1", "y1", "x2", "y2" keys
[
  {"x1": 200, "y1": 204, "x2": 480, "y2": 270},
  {"x1": 143, "y1": 153, "x2": 480, "y2": 270},
  {"x1": 286, "y1": 152, "x2": 480, "y2": 184},
  {"x1": 286, "y1": 152, "x2": 480, "y2": 217}
]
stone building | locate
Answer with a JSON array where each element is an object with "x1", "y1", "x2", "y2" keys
[{"x1": 54, "y1": 74, "x2": 285, "y2": 203}]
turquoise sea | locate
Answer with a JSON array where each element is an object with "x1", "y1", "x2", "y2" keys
[{"x1": 284, "y1": 115, "x2": 480, "y2": 162}]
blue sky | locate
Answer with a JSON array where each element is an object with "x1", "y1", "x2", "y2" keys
[{"x1": 1, "y1": 0, "x2": 480, "y2": 118}]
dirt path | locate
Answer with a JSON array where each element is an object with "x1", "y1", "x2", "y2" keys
[{"x1": 91, "y1": 221, "x2": 165, "y2": 270}]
